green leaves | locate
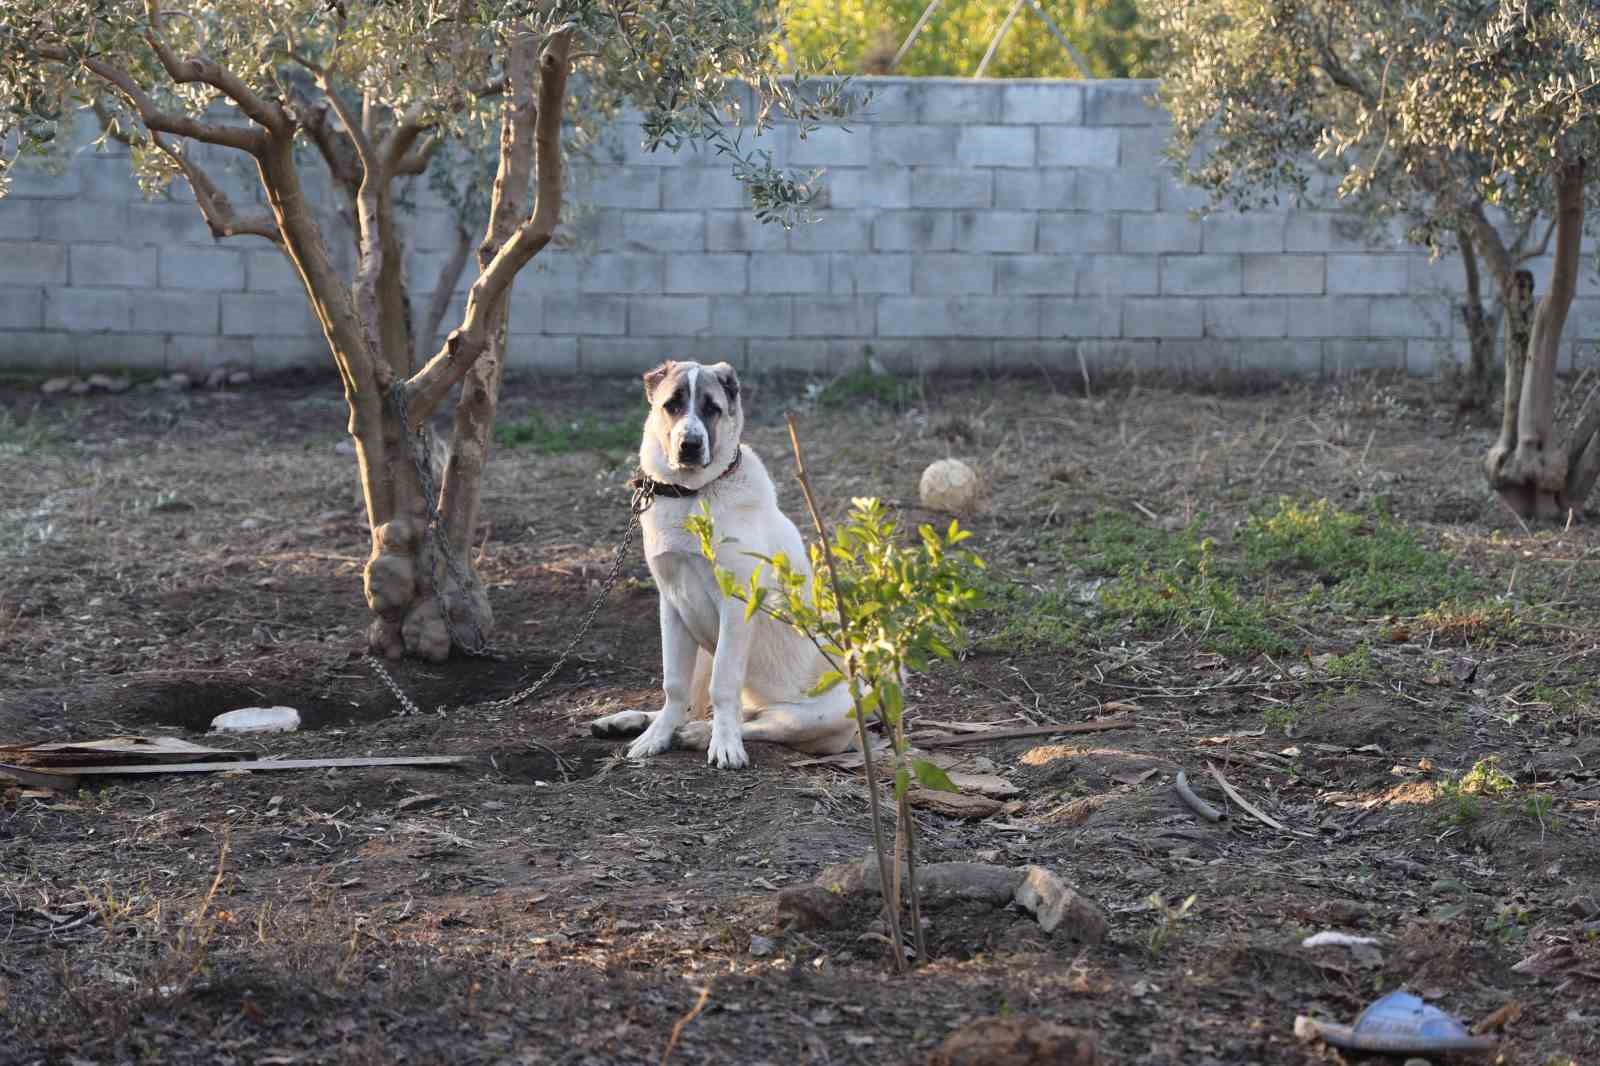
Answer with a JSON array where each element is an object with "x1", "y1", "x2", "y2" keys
[{"x1": 911, "y1": 758, "x2": 957, "y2": 793}]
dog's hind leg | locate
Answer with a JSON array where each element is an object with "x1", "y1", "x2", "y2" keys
[
  {"x1": 739, "y1": 684, "x2": 859, "y2": 754},
  {"x1": 590, "y1": 709, "x2": 655, "y2": 738}
]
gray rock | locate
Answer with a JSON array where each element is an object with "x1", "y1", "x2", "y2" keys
[{"x1": 1013, "y1": 865, "x2": 1107, "y2": 942}]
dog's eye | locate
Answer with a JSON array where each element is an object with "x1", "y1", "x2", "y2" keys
[
  {"x1": 665, "y1": 394, "x2": 684, "y2": 415},
  {"x1": 701, "y1": 399, "x2": 721, "y2": 419}
]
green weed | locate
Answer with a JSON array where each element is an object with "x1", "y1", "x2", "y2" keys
[
  {"x1": 1097, "y1": 536, "x2": 1291, "y2": 656},
  {"x1": 812, "y1": 357, "x2": 914, "y2": 409},
  {"x1": 494, "y1": 412, "x2": 637, "y2": 456}
]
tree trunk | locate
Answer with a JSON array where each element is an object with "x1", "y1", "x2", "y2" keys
[
  {"x1": 1456, "y1": 226, "x2": 1496, "y2": 413},
  {"x1": 1484, "y1": 158, "x2": 1587, "y2": 520}
]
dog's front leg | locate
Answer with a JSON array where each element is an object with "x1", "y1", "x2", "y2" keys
[
  {"x1": 706, "y1": 602, "x2": 754, "y2": 769},
  {"x1": 627, "y1": 598, "x2": 699, "y2": 760}
]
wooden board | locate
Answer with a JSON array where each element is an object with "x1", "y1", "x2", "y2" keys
[{"x1": 32, "y1": 755, "x2": 474, "y2": 777}]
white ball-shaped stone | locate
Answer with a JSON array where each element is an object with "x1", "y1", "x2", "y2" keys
[{"x1": 919, "y1": 458, "x2": 979, "y2": 513}]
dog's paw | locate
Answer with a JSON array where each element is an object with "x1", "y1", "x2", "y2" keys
[
  {"x1": 706, "y1": 725, "x2": 750, "y2": 770},
  {"x1": 627, "y1": 720, "x2": 677, "y2": 760},
  {"x1": 590, "y1": 710, "x2": 651, "y2": 738}
]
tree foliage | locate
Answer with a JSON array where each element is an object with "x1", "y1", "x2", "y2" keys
[
  {"x1": 781, "y1": 0, "x2": 1157, "y2": 78},
  {"x1": 0, "y1": 0, "x2": 853, "y2": 661},
  {"x1": 1153, "y1": 0, "x2": 1600, "y2": 518}
]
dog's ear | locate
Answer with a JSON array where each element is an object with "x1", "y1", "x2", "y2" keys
[
  {"x1": 709, "y1": 362, "x2": 740, "y2": 406},
  {"x1": 642, "y1": 360, "x2": 675, "y2": 402}
]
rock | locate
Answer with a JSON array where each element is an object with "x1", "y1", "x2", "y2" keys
[
  {"x1": 335, "y1": 439, "x2": 357, "y2": 456},
  {"x1": 40, "y1": 376, "x2": 76, "y2": 395},
  {"x1": 1013, "y1": 866, "x2": 1107, "y2": 943},
  {"x1": 908, "y1": 788, "x2": 1004, "y2": 820},
  {"x1": 920, "y1": 458, "x2": 979, "y2": 514},
  {"x1": 210, "y1": 706, "x2": 301, "y2": 734},
  {"x1": 106, "y1": 375, "x2": 132, "y2": 393},
  {"x1": 227, "y1": 370, "x2": 252, "y2": 387},
  {"x1": 929, "y1": 1018, "x2": 1098, "y2": 1066},
  {"x1": 155, "y1": 372, "x2": 192, "y2": 392},
  {"x1": 748, "y1": 934, "x2": 776, "y2": 957},
  {"x1": 205, "y1": 367, "x2": 230, "y2": 390},
  {"x1": 776, "y1": 885, "x2": 855, "y2": 931},
  {"x1": 85, "y1": 373, "x2": 120, "y2": 391},
  {"x1": 1567, "y1": 896, "x2": 1599, "y2": 919},
  {"x1": 917, "y1": 863, "x2": 1026, "y2": 907},
  {"x1": 69, "y1": 380, "x2": 92, "y2": 395}
]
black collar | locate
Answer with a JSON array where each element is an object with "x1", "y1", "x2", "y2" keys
[{"x1": 629, "y1": 446, "x2": 742, "y2": 503}]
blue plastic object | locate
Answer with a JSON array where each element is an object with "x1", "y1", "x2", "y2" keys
[{"x1": 1313, "y1": 990, "x2": 1499, "y2": 1055}]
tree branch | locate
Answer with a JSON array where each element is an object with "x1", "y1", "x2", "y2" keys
[
  {"x1": 404, "y1": 29, "x2": 573, "y2": 424},
  {"x1": 1515, "y1": 217, "x2": 1558, "y2": 265},
  {"x1": 152, "y1": 133, "x2": 283, "y2": 243},
  {"x1": 40, "y1": 47, "x2": 264, "y2": 153},
  {"x1": 143, "y1": 0, "x2": 288, "y2": 135}
]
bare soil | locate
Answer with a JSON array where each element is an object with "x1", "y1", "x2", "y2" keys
[{"x1": 2, "y1": 367, "x2": 1597, "y2": 1065}]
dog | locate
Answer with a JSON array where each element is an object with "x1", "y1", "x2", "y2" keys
[{"x1": 589, "y1": 360, "x2": 858, "y2": 768}]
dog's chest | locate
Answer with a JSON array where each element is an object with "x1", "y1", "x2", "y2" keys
[{"x1": 650, "y1": 551, "x2": 722, "y2": 649}]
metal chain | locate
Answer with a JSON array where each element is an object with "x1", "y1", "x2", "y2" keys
[{"x1": 365, "y1": 383, "x2": 657, "y2": 715}]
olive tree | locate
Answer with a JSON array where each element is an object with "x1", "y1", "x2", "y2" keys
[
  {"x1": 1152, "y1": 0, "x2": 1600, "y2": 518},
  {"x1": 0, "y1": 0, "x2": 847, "y2": 660}
]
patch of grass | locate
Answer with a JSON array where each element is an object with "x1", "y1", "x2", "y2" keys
[
  {"x1": 494, "y1": 412, "x2": 637, "y2": 456},
  {"x1": 812, "y1": 358, "x2": 914, "y2": 409},
  {"x1": 1418, "y1": 599, "x2": 1520, "y2": 643},
  {"x1": 1262, "y1": 704, "x2": 1300, "y2": 736},
  {"x1": 1065, "y1": 511, "x2": 1204, "y2": 576},
  {"x1": 1323, "y1": 642, "x2": 1377, "y2": 679},
  {"x1": 1434, "y1": 755, "x2": 1555, "y2": 837},
  {"x1": 975, "y1": 575, "x2": 1088, "y2": 651},
  {"x1": 0, "y1": 408, "x2": 58, "y2": 454},
  {"x1": 1242, "y1": 497, "x2": 1480, "y2": 612}
]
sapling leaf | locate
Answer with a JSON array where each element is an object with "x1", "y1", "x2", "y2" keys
[{"x1": 912, "y1": 759, "x2": 957, "y2": 793}]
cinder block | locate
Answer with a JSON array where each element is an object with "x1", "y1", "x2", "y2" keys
[
  {"x1": 1286, "y1": 213, "x2": 1380, "y2": 253},
  {"x1": 543, "y1": 293, "x2": 627, "y2": 335},
  {"x1": 76, "y1": 333, "x2": 167, "y2": 371},
  {"x1": 1083, "y1": 81, "x2": 1165, "y2": 126},
  {"x1": 1158, "y1": 178, "x2": 1213, "y2": 214},
  {"x1": 1119, "y1": 126, "x2": 1173, "y2": 169},
  {"x1": 995, "y1": 256, "x2": 1075, "y2": 294},
  {"x1": 1369, "y1": 297, "x2": 1450, "y2": 338},
  {"x1": 793, "y1": 297, "x2": 875, "y2": 337},
  {"x1": 706, "y1": 211, "x2": 789, "y2": 252},
  {"x1": 1079, "y1": 339, "x2": 1164, "y2": 373},
  {"x1": 820, "y1": 167, "x2": 913, "y2": 210},
  {"x1": 1285, "y1": 296, "x2": 1372, "y2": 338},
  {"x1": 1202, "y1": 213, "x2": 1287, "y2": 253},
  {"x1": 1001, "y1": 83, "x2": 1083, "y2": 124},
  {"x1": 743, "y1": 339, "x2": 832, "y2": 372},
  {"x1": 661, "y1": 168, "x2": 751, "y2": 210},
  {"x1": 249, "y1": 337, "x2": 325, "y2": 370},
  {"x1": 712, "y1": 296, "x2": 793, "y2": 336},
  {"x1": 45, "y1": 287, "x2": 134, "y2": 331},
  {"x1": 569, "y1": 166, "x2": 661, "y2": 209},
  {"x1": 1121, "y1": 213, "x2": 1201, "y2": 253},
  {"x1": 1077, "y1": 257, "x2": 1159, "y2": 296},
  {"x1": 1235, "y1": 339, "x2": 1324, "y2": 375},
  {"x1": 829, "y1": 253, "x2": 913, "y2": 294},
  {"x1": 3, "y1": 157, "x2": 81, "y2": 199},
  {"x1": 1074, "y1": 170, "x2": 1158, "y2": 212},
  {"x1": 1243, "y1": 254, "x2": 1324, "y2": 295},
  {"x1": 1407, "y1": 254, "x2": 1470, "y2": 293},
  {"x1": 580, "y1": 254, "x2": 665, "y2": 293},
  {"x1": 622, "y1": 211, "x2": 705, "y2": 252},
  {"x1": 994, "y1": 169, "x2": 1076, "y2": 210},
  {"x1": 503, "y1": 335, "x2": 579, "y2": 372},
  {"x1": 505, "y1": 286, "x2": 543, "y2": 334},
  {"x1": 130, "y1": 291, "x2": 221, "y2": 334},
  {"x1": 1042, "y1": 298, "x2": 1122, "y2": 338},
  {"x1": 0, "y1": 330, "x2": 76, "y2": 369},
  {"x1": 628, "y1": 296, "x2": 710, "y2": 336},
  {"x1": 1123, "y1": 297, "x2": 1202, "y2": 338},
  {"x1": 912, "y1": 254, "x2": 995, "y2": 294},
  {"x1": 664, "y1": 254, "x2": 748, "y2": 294},
  {"x1": 786, "y1": 123, "x2": 872, "y2": 167},
  {"x1": 1406, "y1": 339, "x2": 1466, "y2": 372},
  {"x1": 956, "y1": 126, "x2": 1037, "y2": 168},
  {"x1": 0, "y1": 242, "x2": 67, "y2": 285},
  {"x1": 221, "y1": 292, "x2": 318, "y2": 336},
  {"x1": 1160, "y1": 339, "x2": 1236, "y2": 373},
  {"x1": 80, "y1": 156, "x2": 138, "y2": 201},
  {"x1": 1326, "y1": 254, "x2": 1411, "y2": 294},
  {"x1": 604, "y1": 122, "x2": 699, "y2": 167},
  {"x1": 955, "y1": 210, "x2": 1036, "y2": 252},
  {"x1": 159, "y1": 246, "x2": 245, "y2": 291},
  {"x1": 877, "y1": 296, "x2": 1038, "y2": 338},
  {"x1": 749, "y1": 254, "x2": 829, "y2": 293},
  {"x1": 910, "y1": 169, "x2": 992, "y2": 208},
  {"x1": 864, "y1": 337, "x2": 995, "y2": 372},
  {"x1": 246, "y1": 249, "x2": 305, "y2": 294},
  {"x1": 1324, "y1": 339, "x2": 1405, "y2": 371},
  {"x1": 1038, "y1": 127, "x2": 1120, "y2": 167},
  {"x1": 36, "y1": 200, "x2": 128, "y2": 242},
  {"x1": 0, "y1": 200, "x2": 40, "y2": 239},
  {"x1": 69, "y1": 245, "x2": 155, "y2": 288},
  {"x1": 1039, "y1": 213, "x2": 1120, "y2": 254},
  {"x1": 1161, "y1": 254, "x2": 1242, "y2": 296},
  {"x1": 917, "y1": 80, "x2": 1003, "y2": 123},
  {"x1": 0, "y1": 289, "x2": 44, "y2": 331},
  {"x1": 855, "y1": 80, "x2": 921, "y2": 123},
  {"x1": 1570, "y1": 299, "x2": 1600, "y2": 340},
  {"x1": 873, "y1": 125, "x2": 960, "y2": 167},
  {"x1": 874, "y1": 211, "x2": 955, "y2": 251},
  {"x1": 1204, "y1": 297, "x2": 1289, "y2": 338},
  {"x1": 408, "y1": 208, "x2": 465, "y2": 252},
  {"x1": 787, "y1": 212, "x2": 874, "y2": 253},
  {"x1": 167, "y1": 334, "x2": 254, "y2": 372},
  {"x1": 522, "y1": 253, "x2": 581, "y2": 291},
  {"x1": 580, "y1": 337, "x2": 685, "y2": 373}
]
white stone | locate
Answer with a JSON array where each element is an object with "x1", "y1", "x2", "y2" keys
[
  {"x1": 210, "y1": 706, "x2": 301, "y2": 733},
  {"x1": 920, "y1": 458, "x2": 978, "y2": 513}
]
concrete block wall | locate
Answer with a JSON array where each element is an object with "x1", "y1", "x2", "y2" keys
[{"x1": 2, "y1": 77, "x2": 1596, "y2": 377}]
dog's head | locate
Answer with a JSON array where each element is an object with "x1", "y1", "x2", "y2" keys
[{"x1": 640, "y1": 360, "x2": 744, "y2": 482}]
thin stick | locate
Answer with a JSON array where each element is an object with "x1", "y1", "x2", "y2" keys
[
  {"x1": 1206, "y1": 761, "x2": 1297, "y2": 834},
  {"x1": 912, "y1": 717, "x2": 1134, "y2": 748},
  {"x1": 660, "y1": 984, "x2": 711, "y2": 1066},
  {"x1": 784, "y1": 412, "x2": 905, "y2": 971},
  {"x1": 900, "y1": 792, "x2": 928, "y2": 960},
  {"x1": 1173, "y1": 771, "x2": 1224, "y2": 823}
]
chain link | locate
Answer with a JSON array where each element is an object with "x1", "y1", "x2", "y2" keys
[{"x1": 365, "y1": 383, "x2": 656, "y2": 715}]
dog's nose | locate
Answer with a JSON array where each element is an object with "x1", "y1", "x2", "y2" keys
[{"x1": 678, "y1": 439, "x2": 704, "y2": 465}]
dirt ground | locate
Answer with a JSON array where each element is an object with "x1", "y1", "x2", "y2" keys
[{"x1": 2, "y1": 365, "x2": 1598, "y2": 1066}]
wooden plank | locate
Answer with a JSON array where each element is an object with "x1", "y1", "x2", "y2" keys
[
  {"x1": 911, "y1": 718, "x2": 1135, "y2": 749},
  {"x1": 33, "y1": 755, "x2": 475, "y2": 777},
  {"x1": 0, "y1": 762, "x2": 81, "y2": 791}
]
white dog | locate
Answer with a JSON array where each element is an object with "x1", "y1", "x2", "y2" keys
[{"x1": 589, "y1": 360, "x2": 857, "y2": 768}]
